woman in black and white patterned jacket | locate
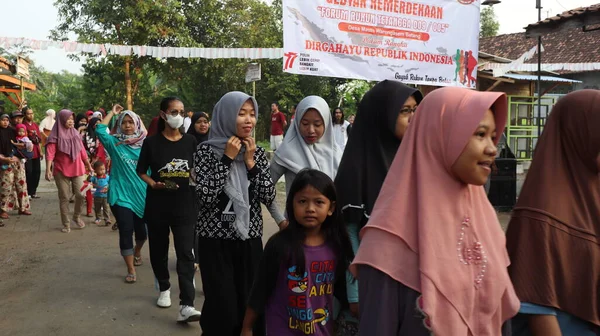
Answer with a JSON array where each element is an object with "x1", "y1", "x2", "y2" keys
[{"x1": 194, "y1": 91, "x2": 275, "y2": 336}]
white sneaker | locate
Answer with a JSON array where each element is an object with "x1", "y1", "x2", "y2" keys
[
  {"x1": 177, "y1": 305, "x2": 201, "y2": 323},
  {"x1": 156, "y1": 289, "x2": 171, "y2": 308}
]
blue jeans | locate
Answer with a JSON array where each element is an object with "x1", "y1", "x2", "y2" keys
[{"x1": 110, "y1": 204, "x2": 147, "y2": 256}]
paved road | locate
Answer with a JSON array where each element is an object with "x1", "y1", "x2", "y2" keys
[{"x1": 0, "y1": 165, "x2": 510, "y2": 335}]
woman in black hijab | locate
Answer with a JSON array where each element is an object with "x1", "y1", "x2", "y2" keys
[
  {"x1": 333, "y1": 80, "x2": 422, "y2": 333},
  {"x1": 186, "y1": 112, "x2": 210, "y2": 144}
]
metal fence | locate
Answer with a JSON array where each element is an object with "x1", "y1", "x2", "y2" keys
[{"x1": 505, "y1": 94, "x2": 564, "y2": 161}]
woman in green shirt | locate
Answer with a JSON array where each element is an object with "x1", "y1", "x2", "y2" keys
[{"x1": 97, "y1": 104, "x2": 148, "y2": 284}]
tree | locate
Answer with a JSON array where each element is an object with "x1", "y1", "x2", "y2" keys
[
  {"x1": 52, "y1": 0, "x2": 194, "y2": 110},
  {"x1": 480, "y1": 7, "x2": 500, "y2": 38}
]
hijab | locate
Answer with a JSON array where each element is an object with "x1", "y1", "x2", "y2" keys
[
  {"x1": 350, "y1": 87, "x2": 519, "y2": 335},
  {"x1": 506, "y1": 90, "x2": 600, "y2": 326},
  {"x1": 0, "y1": 114, "x2": 15, "y2": 156},
  {"x1": 186, "y1": 112, "x2": 210, "y2": 144},
  {"x1": 204, "y1": 91, "x2": 258, "y2": 240},
  {"x1": 39, "y1": 109, "x2": 56, "y2": 131},
  {"x1": 75, "y1": 113, "x2": 87, "y2": 128},
  {"x1": 334, "y1": 80, "x2": 423, "y2": 227},
  {"x1": 273, "y1": 96, "x2": 341, "y2": 179},
  {"x1": 15, "y1": 124, "x2": 27, "y2": 140},
  {"x1": 87, "y1": 117, "x2": 100, "y2": 140},
  {"x1": 47, "y1": 109, "x2": 84, "y2": 161},
  {"x1": 92, "y1": 111, "x2": 103, "y2": 119},
  {"x1": 113, "y1": 110, "x2": 147, "y2": 148}
]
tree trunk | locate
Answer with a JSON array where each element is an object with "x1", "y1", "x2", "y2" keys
[{"x1": 124, "y1": 57, "x2": 133, "y2": 110}]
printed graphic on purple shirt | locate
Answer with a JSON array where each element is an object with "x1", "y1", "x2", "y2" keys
[{"x1": 265, "y1": 244, "x2": 336, "y2": 335}]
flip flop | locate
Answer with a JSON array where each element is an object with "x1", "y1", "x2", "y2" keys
[
  {"x1": 72, "y1": 219, "x2": 86, "y2": 229},
  {"x1": 125, "y1": 273, "x2": 136, "y2": 283},
  {"x1": 134, "y1": 256, "x2": 143, "y2": 266}
]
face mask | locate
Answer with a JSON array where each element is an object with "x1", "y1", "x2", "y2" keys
[{"x1": 165, "y1": 114, "x2": 184, "y2": 129}]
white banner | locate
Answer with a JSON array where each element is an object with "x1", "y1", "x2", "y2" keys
[
  {"x1": 0, "y1": 36, "x2": 284, "y2": 60},
  {"x1": 283, "y1": 0, "x2": 481, "y2": 87}
]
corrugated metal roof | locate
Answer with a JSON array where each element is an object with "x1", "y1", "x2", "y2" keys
[{"x1": 502, "y1": 73, "x2": 582, "y2": 83}]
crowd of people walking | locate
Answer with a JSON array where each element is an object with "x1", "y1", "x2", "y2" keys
[{"x1": 2, "y1": 81, "x2": 598, "y2": 336}]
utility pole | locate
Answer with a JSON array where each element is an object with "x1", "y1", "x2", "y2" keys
[{"x1": 536, "y1": 0, "x2": 543, "y2": 147}]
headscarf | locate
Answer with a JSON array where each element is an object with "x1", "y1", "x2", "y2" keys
[
  {"x1": 506, "y1": 90, "x2": 600, "y2": 326},
  {"x1": 186, "y1": 112, "x2": 210, "y2": 144},
  {"x1": 350, "y1": 87, "x2": 519, "y2": 335},
  {"x1": 74, "y1": 113, "x2": 87, "y2": 127},
  {"x1": 39, "y1": 109, "x2": 56, "y2": 131},
  {"x1": 113, "y1": 110, "x2": 147, "y2": 148},
  {"x1": 15, "y1": 124, "x2": 27, "y2": 140},
  {"x1": 204, "y1": 91, "x2": 258, "y2": 240},
  {"x1": 47, "y1": 109, "x2": 84, "y2": 161},
  {"x1": 273, "y1": 96, "x2": 341, "y2": 179},
  {"x1": 92, "y1": 111, "x2": 103, "y2": 119},
  {"x1": 334, "y1": 80, "x2": 423, "y2": 228},
  {"x1": 87, "y1": 117, "x2": 100, "y2": 139},
  {"x1": 0, "y1": 114, "x2": 15, "y2": 156}
]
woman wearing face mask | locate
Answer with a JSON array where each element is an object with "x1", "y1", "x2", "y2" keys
[
  {"x1": 333, "y1": 80, "x2": 422, "y2": 332},
  {"x1": 186, "y1": 112, "x2": 210, "y2": 144},
  {"x1": 97, "y1": 104, "x2": 148, "y2": 282},
  {"x1": 194, "y1": 91, "x2": 275, "y2": 335},
  {"x1": 45, "y1": 110, "x2": 93, "y2": 233},
  {"x1": 351, "y1": 87, "x2": 519, "y2": 335},
  {"x1": 137, "y1": 97, "x2": 201, "y2": 323},
  {"x1": 268, "y1": 96, "x2": 342, "y2": 228},
  {"x1": 506, "y1": 90, "x2": 600, "y2": 336}
]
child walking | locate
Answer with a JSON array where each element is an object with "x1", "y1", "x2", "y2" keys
[
  {"x1": 241, "y1": 169, "x2": 354, "y2": 336},
  {"x1": 90, "y1": 161, "x2": 111, "y2": 226}
]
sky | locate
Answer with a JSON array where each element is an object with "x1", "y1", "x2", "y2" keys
[{"x1": 0, "y1": 0, "x2": 596, "y2": 74}]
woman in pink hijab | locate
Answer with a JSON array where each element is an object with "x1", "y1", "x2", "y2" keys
[
  {"x1": 351, "y1": 87, "x2": 519, "y2": 335},
  {"x1": 46, "y1": 109, "x2": 93, "y2": 233}
]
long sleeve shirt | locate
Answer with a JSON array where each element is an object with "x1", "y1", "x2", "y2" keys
[
  {"x1": 194, "y1": 144, "x2": 275, "y2": 240},
  {"x1": 46, "y1": 143, "x2": 88, "y2": 177}
]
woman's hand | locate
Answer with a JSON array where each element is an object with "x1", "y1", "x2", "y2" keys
[
  {"x1": 112, "y1": 104, "x2": 124, "y2": 115},
  {"x1": 45, "y1": 168, "x2": 53, "y2": 181},
  {"x1": 224, "y1": 136, "x2": 242, "y2": 160},
  {"x1": 349, "y1": 302, "x2": 359, "y2": 318},
  {"x1": 11, "y1": 140, "x2": 25, "y2": 149},
  {"x1": 278, "y1": 220, "x2": 289, "y2": 231},
  {"x1": 242, "y1": 137, "x2": 256, "y2": 169},
  {"x1": 240, "y1": 328, "x2": 253, "y2": 336},
  {"x1": 151, "y1": 181, "x2": 167, "y2": 190}
]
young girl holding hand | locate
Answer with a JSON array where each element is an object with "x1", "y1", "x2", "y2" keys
[{"x1": 241, "y1": 169, "x2": 354, "y2": 336}]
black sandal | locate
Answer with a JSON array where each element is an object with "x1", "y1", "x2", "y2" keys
[{"x1": 112, "y1": 222, "x2": 118, "y2": 231}]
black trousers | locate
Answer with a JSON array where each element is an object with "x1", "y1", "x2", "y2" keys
[
  {"x1": 25, "y1": 157, "x2": 41, "y2": 196},
  {"x1": 147, "y1": 219, "x2": 196, "y2": 307},
  {"x1": 197, "y1": 237, "x2": 264, "y2": 336}
]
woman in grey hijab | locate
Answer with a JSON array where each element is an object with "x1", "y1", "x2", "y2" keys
[
  {"x1": 267, "y1": 95, "x2": 342, "y2": 227},
  {"x1": 194, "y1": 91, "x2": 275, "y2": 336}
]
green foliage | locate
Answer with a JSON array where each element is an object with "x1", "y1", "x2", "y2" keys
[
  {"x1": 16, "y1": 0, "x2": 351, "y2": 140},
  {"x1": 480, "y1": 7, "x2": 500, "y2": 38}
]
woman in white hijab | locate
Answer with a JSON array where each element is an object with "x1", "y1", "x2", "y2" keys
[
  {"x1": 268, "y1": 95, "x2": 342, "y2": 227},
  {"x1": 39, "y1": 109, "x2": 56, "y2": 149}
]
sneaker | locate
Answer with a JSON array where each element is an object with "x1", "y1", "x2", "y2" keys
[
  {"x1": 157, "y1": 289, "x2": 171, "y2": 308},
  {"x1": 177, "y1": 305, "x2": 201, "y2": 323}
]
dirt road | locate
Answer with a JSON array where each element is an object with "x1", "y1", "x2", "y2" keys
[{"x1": 0, "y1": 167, "x2": 510, "y2": 336}]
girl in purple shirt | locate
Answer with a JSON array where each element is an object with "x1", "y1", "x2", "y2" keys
[{"x1": 242, "y1": 169, "x2": 354, "y2": 336}]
